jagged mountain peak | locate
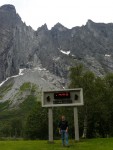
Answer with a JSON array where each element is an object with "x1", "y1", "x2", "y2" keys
[
  {"x1": 1, "y1": 4, "x2": 113, "y2": 113},
  {"x1": 86, "y1": 19, "x2": 113, "y2": 28},
  {"x1": 0, "y1": 4, "x2": 113, "y2": 87},
  {"x1": 52, "y1": 22, "x2": 68, "y2": 31},
  {"x1": 87, "y1": 19, "x2": 94, "y2": 24},
  {"x1": 37, "y1": 23, "x2": 48, "y2": 32},
  {"x1": 0, "y1": 4, "x2": 21, "y2": 27},
  {"x1": 86, "y1": 19, "x2": 96, "y2": 28},
  {"x1": 0, "y1": 4, "x2": 16, "y2": 13}
]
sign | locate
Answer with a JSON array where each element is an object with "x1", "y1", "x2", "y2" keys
[{"x1": 42, "y1": 88, "x2": 83, "y2": 107}]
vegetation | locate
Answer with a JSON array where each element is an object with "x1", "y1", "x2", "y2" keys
[
  {"x1": 0, "y1": 81, "x2": 13, "y2": 100},
  {"x1": 24, "y1": 102, "x2": 48, "y2": 139},
  {"x1": 0, "y1": 95, "x2": 38, "y2": 138},
  {"x1": 0, "y1": 138, "x2": 113, "y2": 150},
  {"x1": 69, "y1": 64, "x2": 113, "y2": 138},
  {"x1": 0, "y1": 82, "x2": 41, "y2": 138},
  {"x1": 20, "y1": 82, "x2": 31, "y2": 91},
  {"x1": 1, "y1": 65, "x2": 113, "y2": 140}
]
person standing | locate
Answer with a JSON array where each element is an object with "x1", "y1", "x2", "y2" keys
[{"x1": 58, "y1": 115, "x2": 69, "y2": 147}]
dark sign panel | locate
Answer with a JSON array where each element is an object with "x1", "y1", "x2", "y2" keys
[
  {"x1": 54, "y1": 92, "x2": 72, "y2": 104},
  {"x1": 54, "y1": 92, "x2": 70, "y2": 99}
]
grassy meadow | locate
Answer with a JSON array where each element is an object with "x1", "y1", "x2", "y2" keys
[{"x1": 0, "y1": 138, "x2": 113, "y2": 150}]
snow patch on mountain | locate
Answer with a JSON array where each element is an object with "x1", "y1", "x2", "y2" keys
[
  {"x1": 105, "y1": 54, "x2": 111, "y2": 57},
  {"x1": 0, "y1": 68, "x2": 25, "y2": 87},
  {"x1": 59, "y1": 48, "x2": 70, "y2": 55}
]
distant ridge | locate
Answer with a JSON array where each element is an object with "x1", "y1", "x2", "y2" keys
[{"x1": 0, "y1": 4, "x2": 113, "y2": 84}]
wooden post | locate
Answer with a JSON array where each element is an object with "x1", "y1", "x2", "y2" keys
[
  {"x1": 48, "y1": 108, "x2": 54, "y2": 143},
  {"x1": 74, "y1": 107, "x2": 79, "y2": 141}
]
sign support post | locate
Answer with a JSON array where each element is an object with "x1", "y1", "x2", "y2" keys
[
  {"x1": 74, "y1": 107, "x2": 79, "y2": 141},
  {"x1": 48, "y1": 107, "x2": 53, "y2": 143},
  {"x1": 42, "y1": 88, "x2": 83, "y2": 142}
]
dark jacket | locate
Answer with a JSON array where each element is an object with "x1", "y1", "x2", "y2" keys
[{"x1": 59, "y1": 120, "x2": 68, "y2": 130}]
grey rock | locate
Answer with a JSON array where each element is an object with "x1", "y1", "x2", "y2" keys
[
  {"x1": 0, "y1": 4, "x2": 38, "y2": 82},
  {"x1": 1, "y1": 4, "x2": 113, "y2": 108},
  {"x1": 0, "y1": 4, "x2": 113, "y2": 87}
]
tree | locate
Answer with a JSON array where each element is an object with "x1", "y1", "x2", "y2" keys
[
  {"x1": 24, "y1": 102, "x2": 48, "y2": 139},
  {"x1": 69, "y1": 64, "x2": 96, "y2": 138},
  {"x1": 104, "y1": 73, "x2": 113, "y2": 136},
  {"x1": 69, "y1": 64, "x2": 84, "y2": 88},
  {"x1": 10, "y1": 119, "x2": 23, "y2": 138},
  {"x1": 69, "y1": 64, "x2": 113, "y2": 138}
]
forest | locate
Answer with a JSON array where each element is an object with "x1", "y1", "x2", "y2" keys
[{"x1": 0, "y1": 64, "x2": 113, "y2": 139}]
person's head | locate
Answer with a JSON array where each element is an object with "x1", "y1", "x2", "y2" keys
[{"x1": 61, "y1": 115, "x2": 65, "y2": 121}]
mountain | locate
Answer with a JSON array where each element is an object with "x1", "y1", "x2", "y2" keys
[
  {"x1": 1, "y1": 5, "x2": 113, "y2": 82},
  {"x1": 0, "y1": 4, "x2": 113, "y2": 138},
  {"x1": 0, "y1": 4, "x2": 113, "y2": 107},
  {"x1": 0, "y1": 4, "x2": 38, "y2": 81}
]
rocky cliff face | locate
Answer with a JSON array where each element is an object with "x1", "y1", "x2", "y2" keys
[
  {"x1": 0, "y1": 4, "x2": 38, "y2": 82},
  {"x1": 0, "y1": 4, "x2": 113, "y2": 85},
  {"x1": 35, "y1": 20, "x2": 113, "y2": 77},
  {"x1": 1, "y1": 4, "x2": 113, "y2": 108}
]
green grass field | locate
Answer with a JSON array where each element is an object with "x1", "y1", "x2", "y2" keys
[{"x1": 0, "y1": 138, "x2": 113, "y2": 150}]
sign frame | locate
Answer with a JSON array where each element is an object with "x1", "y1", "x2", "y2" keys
[{"x1": 42, "y1": 88, "x2": 83, "y2": 107}]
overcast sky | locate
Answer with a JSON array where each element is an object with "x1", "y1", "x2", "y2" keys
[{"x1": 0, "y1": 0, "x2": 113, "y2": 30}]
